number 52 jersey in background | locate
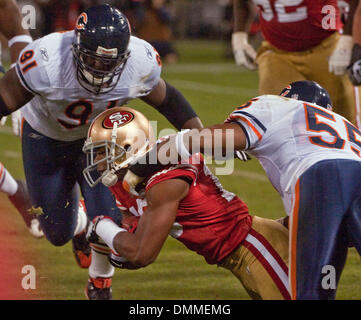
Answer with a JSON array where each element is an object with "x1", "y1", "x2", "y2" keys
[
  {"x1": 226, "y1": 95, "x2": 361, "y2": 213},
  {"x1": 15, "y1": 30, "x2": 162, "y2": 142}
]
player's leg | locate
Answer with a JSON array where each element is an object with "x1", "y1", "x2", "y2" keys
[
  {"x1": 345, "y1": 171, "x2": 361, "y2": 255},
  {"x1": 334, "y1": 80, "x2": 361, "y2": 129},
  {"x1": 256, "y1": 41, "x2": 306, "y2": 95},
  {"x1": 289, "y1": 160, "x2": 353, "y2": 300},
  {"x1": 76, "y1": 200, "x2": 114, "y2": 300},
  {"x1": 76, "y1": 154, "x2": 123, "y2": 299},
  {"x1": 21, "y1": 121, "x2": 81, "y2": 246},
  {"x1": 219, "y1": 215, "x2": 290, "y2": 300},
  {"x1": 0, "y1": 162, "x2": 43, "y2": 237}
]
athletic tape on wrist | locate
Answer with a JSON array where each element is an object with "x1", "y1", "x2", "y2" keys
[
  {"x1": 8, "y1": 35, "x2": 33, "y2": 48},
  {"x1": 96, "y1": 218, "x2": 127, "y2": 253}
]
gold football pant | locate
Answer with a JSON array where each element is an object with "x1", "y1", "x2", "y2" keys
[
  {"x1": 256, "y1": 32, "x2": 361, "y2": 128},
  {"x1": 219, "y1": 216, "x2": 290, "y2": 300}
]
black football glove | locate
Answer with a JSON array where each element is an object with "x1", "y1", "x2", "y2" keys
[{"x1": 347, "y1": 44, "x2": 361, "y2": 86}]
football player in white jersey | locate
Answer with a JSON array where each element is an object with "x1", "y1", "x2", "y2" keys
[
  {"x1": 0, "y1": 0, "x2": 43, "y2": 238},
  {"x1": 0, "y1": 3, "x2": 202, "y2": 299},
  {"x1": 126, "y1": 81, "x2": 361, "y2": 299}
]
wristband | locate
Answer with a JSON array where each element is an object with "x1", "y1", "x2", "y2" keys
[
  {"x1": 8, "y1": 35, "x2": 33, "y2": 48},
  {"x1": 175, "y1": 129, "x2": 191, "y2": 159}
]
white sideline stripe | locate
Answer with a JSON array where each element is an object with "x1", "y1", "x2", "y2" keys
[
  {"x1": 169, "y1": 79, "x2": 257, "y2": 97},
  {"x1": 164, "y1": 63, "x2": 249, "y2": 74},
  {"x1": 3, "y1": 150, "x2": 21, "y2": 159},
  {"x1": 232, "y1": 169, "x2": 268, "y2": 182},
  {"x1": 245, "y1": 233, "x2": 290, "y2": 294}
]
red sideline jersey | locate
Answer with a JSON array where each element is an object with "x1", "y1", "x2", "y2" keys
[
  {"x1": 256, "y1": 0, "x2": 342, "y2": 51},
  {"x1": 110, "y1": 154, "x2": 252, "y2": 265}
]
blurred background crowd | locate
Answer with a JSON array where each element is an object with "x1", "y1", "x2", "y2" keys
[{"x1": 10, "y1": 0, "x2": 256, "y2": 64}]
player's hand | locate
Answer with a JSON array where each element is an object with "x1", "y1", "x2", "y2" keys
[
  {"x1": 0, "y1": 111, "x2": 22, "y2": 136},
  {"x1": 232, "y1": 32, "x2": 257, "y2": 70},
  {"x1": 0, "y1": 116, "x2": 6, "y2": 126},
  {"x1": 11, "y1": 110, "x2": 22, "y2": 136},
  {"x1": 329, "y1": 35, "x2": 353, "y2": 75},
  {"x1": 347, "y1": 44, "x2": 361, "y2": 86},
  {"x1": 108, "y1": 252, "x2": 142, "y2": 270},
  {"x1": 122, "y1": 170, "x2": 145, "y2": 197}
]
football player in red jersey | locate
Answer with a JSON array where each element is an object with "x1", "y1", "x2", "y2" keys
[
  {"x1": 83, "y1": 106, "x2": 290, "y2": 300},
  {"x1": 232, "y1": 0, "x2": 361, "y2": 128}
]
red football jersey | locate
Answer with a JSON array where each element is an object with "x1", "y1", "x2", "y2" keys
[
  {"x1": 255, "y1": 0, "x2": 342, "y2": 51},
  {"x1": 110, "y1": 155, "x2": 252, "y2": 265}
]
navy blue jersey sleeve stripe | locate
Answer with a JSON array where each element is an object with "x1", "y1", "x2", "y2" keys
[
  {"x1": 15, "y1": 63, "x2": 40, "y2": 96},
  {"x1": 232, "y1": 110, "x2": 267, "y2": 133}
]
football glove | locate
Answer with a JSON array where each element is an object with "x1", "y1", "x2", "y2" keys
[
  {"x1": 234, "y1": 150, "x2": 251, "y2": 161},
  {"x1": 232, "y1": 32, "x2": 257, "y2": 70},
  {"x1": 347, "y1": 44, "x2": 361, "y2": 86},
  {"x1": 329, "y1": 35, "x2": 353, "y2": 75}
]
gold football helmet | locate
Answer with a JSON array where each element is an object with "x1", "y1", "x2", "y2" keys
[{"x1": 83, "y1": 106, "x2": 155, "y2": 187}]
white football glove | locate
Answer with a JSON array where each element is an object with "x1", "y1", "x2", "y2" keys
[
  {"x1": 10, "y1": 110, "x2": 22, "y2": 136},
  {"x1": 0, "y1": 116, "x2": 6, "y2": 126},
  {"x1": 329, "y1": 35, "x2": 353, "y2": 76},
  {"x1": 0, "y1": 110, "x2": 22, "y2": 136},
  {"x1": 232, "y1": 31, "x2": 257, "y2": 70}
]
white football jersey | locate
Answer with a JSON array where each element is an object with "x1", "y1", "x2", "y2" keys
[
  {"x1": 15, "y1": 31, "x2": 161, "y2": 141},
  {"x1": 226, "y1": 95, "x2": 361, "y2": 212}
]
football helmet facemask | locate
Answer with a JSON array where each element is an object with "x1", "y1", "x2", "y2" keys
[
  {"x1": 83, "y1": 107, "x2": 155, "y2": 187},
  {"x1": 279, "y1": 80, "x2": 333, "y2": 110},
  {"x1": 72, "y1": 4, "x2": 131, "y2": 95}
]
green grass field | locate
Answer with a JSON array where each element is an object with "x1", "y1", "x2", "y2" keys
[{"x1": 0, "y1": 40, "x2": 360, "y2": 300}]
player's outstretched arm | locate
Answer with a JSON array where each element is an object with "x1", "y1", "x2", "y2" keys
[
  {"x1": 141, "y1": 78, "x2": 203, "y2": 130},
  {"x1": 0, "y1": 68, "x2": 33, "y2": 120},
  {"x1": 94, "y1": 178, "x2": 189, "y2": 268},
  {"x1": 122, "y1": 122, "x2": 247, "y2": 195}
]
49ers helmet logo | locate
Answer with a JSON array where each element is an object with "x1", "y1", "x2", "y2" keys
[
  {"x1": 102, "y1": 111, "x2": 134, "y2": 129},
  {"x1": 76, "y1": 12, "x2": 88, "y2": 30}
]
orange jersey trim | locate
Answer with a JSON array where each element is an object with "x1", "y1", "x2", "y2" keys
[
  {"x1": 290, "y1": 179, "x2": 300, "y2": 300},
  {"x1": 229, "y1": 114, "x2": 263, "y2": 141}
]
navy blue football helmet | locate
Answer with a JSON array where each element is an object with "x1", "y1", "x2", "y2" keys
[
  {"x1": 279, "y1": 80, "x2": 333, "y2": 110},
  {"x1": 72, "y1": 4, "x2": 131, "y2": 94}
]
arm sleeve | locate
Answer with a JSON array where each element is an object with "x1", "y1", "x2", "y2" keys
[
  {"x1": 140, "y1": 43, "x2": 162, "y2": 94},
  {"x1": 15, "y1": 40, "x2": 51, "y2": 96},
  {"x1": 224, "y1": 97, "x2": 271, "y2": 149},
  {"x1": 145, "y1": 165, "x2": 198, "y2": 191}
]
